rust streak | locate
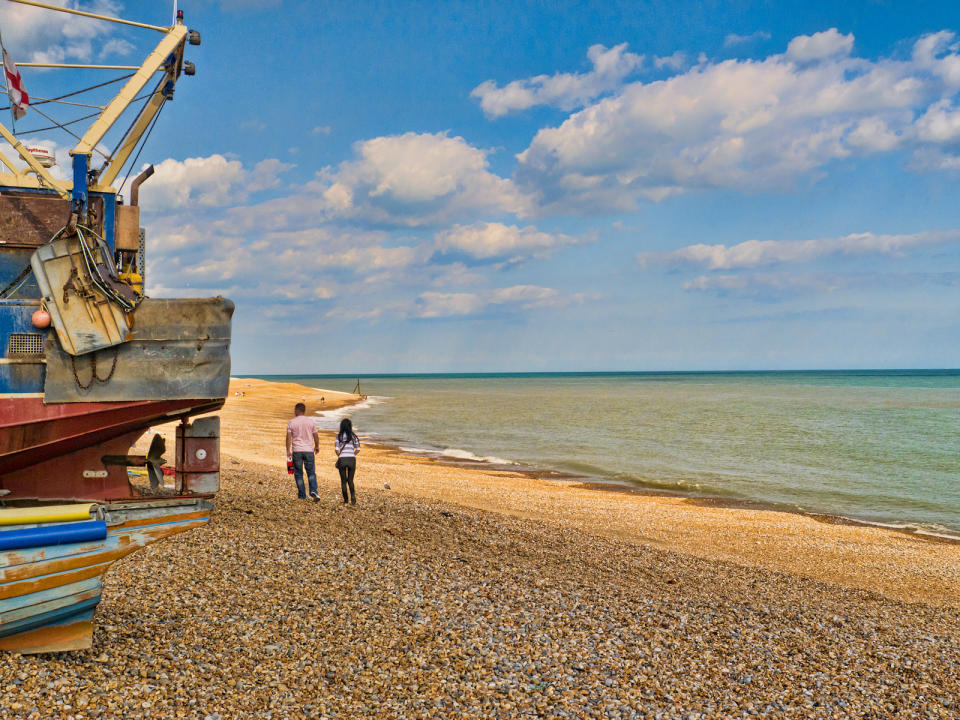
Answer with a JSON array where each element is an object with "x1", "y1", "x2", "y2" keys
[{"x1": 0, "y1": 618, "x2": 93, "y2": 653}]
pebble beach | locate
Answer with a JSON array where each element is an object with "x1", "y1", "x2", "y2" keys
[{"x1": 1, "y1": 378, "x2": 958, "y2": 719}]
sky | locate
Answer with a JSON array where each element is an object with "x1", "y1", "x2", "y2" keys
[{"x1": 1, "y1": 0, "x2": 959, "y2": 373}]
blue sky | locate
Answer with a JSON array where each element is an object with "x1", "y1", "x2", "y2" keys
[{"x1": 2, "y1": 0, "x2": 959, "y2": 372}]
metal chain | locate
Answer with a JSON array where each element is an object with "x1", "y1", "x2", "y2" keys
[{"x1": 70, "y1": 345, "x2": 120, "y2": 391}]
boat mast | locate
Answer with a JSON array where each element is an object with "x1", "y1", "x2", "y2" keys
[{"x1": 0, "y1": 0, "x2": 199, "y2": 219}]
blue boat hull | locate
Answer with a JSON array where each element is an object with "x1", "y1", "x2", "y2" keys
[{"x1": 0, "y1": 499, "x2": 211, "y2": 653}]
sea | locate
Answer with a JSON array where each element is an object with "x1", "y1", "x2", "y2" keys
[{"x1": 248, "y1": 371, "x2": 960, "y2": 538}]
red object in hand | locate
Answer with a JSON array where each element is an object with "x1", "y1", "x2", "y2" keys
[{"x1": 287, "y1": 460, "x2": 294, "y2": 474}]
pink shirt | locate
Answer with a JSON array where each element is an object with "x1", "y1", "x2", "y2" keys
[{"x1": 287, "y1": 415, "x2": 317, "y2": 453}]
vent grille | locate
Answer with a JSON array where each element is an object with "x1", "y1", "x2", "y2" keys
[{"x1": 7, "y1": 333, "x2": 44, "y2": 357}]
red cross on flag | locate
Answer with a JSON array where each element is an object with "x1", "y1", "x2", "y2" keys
[{"x1": 2, "y1": 48, "x2": 29, "y2": 120}]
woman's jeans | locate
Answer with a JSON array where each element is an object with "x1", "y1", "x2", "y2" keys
[
  {"x1": 292, "y1": 451, "x2": 318, "y2": 499},
  {"x1": 338, "y1": 457, "x2": 356, "y2": 503}
]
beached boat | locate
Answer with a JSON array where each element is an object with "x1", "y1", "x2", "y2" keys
[{"x1": 0, "y1": 3, "x2": 231, "y2": 652}]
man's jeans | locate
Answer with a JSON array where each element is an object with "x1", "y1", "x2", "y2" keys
[{"x1": 292, "y1": 451, "x2": 318, "y2": 498}]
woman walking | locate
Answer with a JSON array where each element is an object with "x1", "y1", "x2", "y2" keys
[{"x1": 335, "y1": 418, "x2": 360, "y2": 505}]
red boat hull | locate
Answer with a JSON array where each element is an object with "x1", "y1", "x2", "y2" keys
[{"x1": 0, "y1": 397, "x2": 223, "y2": 501}]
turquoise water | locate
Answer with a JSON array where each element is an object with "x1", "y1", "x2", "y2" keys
[{"x1": 250, "y1": 372, "x2": 960, "y2": 536}]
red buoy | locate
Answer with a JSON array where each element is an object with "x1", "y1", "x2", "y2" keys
[{"x1": 31, "y1": 308, "x2": 51, "y2": 329}]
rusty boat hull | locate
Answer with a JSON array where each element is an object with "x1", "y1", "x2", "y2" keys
[{"x1": 1, "y1": 395, "x2": 224, "y2": 501}]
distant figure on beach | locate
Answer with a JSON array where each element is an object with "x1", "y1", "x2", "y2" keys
[
  {"x1": 321, "y1": 396, "x2": 325, "y2": 405},
  {"x1": 335, "y1": 418, "x2": 360, "y2": 505},
  {"x1": 286, "y1": 402, "x2": 320, "y2": 501}
]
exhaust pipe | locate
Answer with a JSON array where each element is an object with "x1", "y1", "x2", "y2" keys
[{"x1": 130, "y1": 164, "x2": 155, "y2": 207}]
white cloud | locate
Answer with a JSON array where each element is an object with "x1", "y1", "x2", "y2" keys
[
  {"x1": 724, "y1": 31, "x2": 771, "y2": 48},
  {"x1": 915, "y1": 99, "x2": 960, "y2": 142},
  {"x1": 515, "y1": 30, "x2": 960, "y2": 213},
  {"x1": 99, "y1": 37, "x2": 134, "y2": 59},
  {"x1": 139, "y1": 154, "x2": 293, "y2": 211},
  {"x1": 909, "y1": 147, "x2": 960, "y2": 171},
  {"x1": 654, "y1": 51, "x2": 687, "y2": 72},
  {"x1": 306, "y1": 132, "x2": 530, "y2": 226},
  {"x1": 414, "y1": 285, "x2": 568, "y2": 318},
  {"x1": 683, "y1": 271, "x2": 960, "y2": 296},
  {"x1": 471, "y1": 43, "x2": 643, "y2": 117},
  {"x1": 246, "y1": 158, "x2": 296, "y2": 192},
  {"x1": 682, "y1": 272, "x2": 848, "y2": 294},
  {"x1": 639, "y1": 230, "x2": 960, "y2": 270},
  {"x1": 434, "y1": 222, "x2": 581, "y2": 261},
  {"x1": 0, "y1": 0, "x2": 123, "y2": 64},
  {"x1": 785, "y1": 29, "x2": 854, "y2": 62},
  {"x1": 312, "y1": 125, "x2": 332, "y2": 135}
]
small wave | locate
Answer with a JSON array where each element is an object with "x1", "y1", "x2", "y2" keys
[
  {"x1": 438, "y1": 447, "x2": 515, "y2": 465},
  {"x1": 312, "y1": 395, "x2": 387, "y2": 430},
  {"x1": 397, "y1": 445, "x2": 515, "y2": 466}
]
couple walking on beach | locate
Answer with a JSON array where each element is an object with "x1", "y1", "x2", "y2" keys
[{"x1": 285, "y1": 403, "x2": 360, "y2": 504}]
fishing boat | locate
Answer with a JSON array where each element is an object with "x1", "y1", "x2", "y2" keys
[{"x1": 0, "y1": 2, "x2": 232, "y2": 653}]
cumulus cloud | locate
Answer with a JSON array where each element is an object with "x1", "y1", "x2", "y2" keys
[
  {"x1": 433, "y1": 222, "x2": 581, "y2": 262},
  {"x1": 139, "y1": 154, "x2": 293, "y2": 211},
  {"x1": 307, "y1": 132, "x2": 530, "y2": 226},
  {"x1": 515, "y1": 29, "x2": 960, "y2": 213},
  {"x1": 0, "y1": 0, "x2": 123, "y2": 64},
  {"x1": 639, "y1": 230, "x2": 960, "y2": 270},
  {"x1": 785, "y1": 28, "x2": 854, "y2": 62},
  {"x1": 724, "y1": 31, "x2": 771, "y2": 48},
  {"x1": 471, "y1": 44, "x2": 643, "y2": 117},
  {"x1": 654, "y1": 51, "x2": 688, "y2": 72},
  {"x1": 414, "y1": 285, "x2": 568, "y2": 318}
]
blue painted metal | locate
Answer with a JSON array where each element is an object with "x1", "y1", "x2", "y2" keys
[
  {"x1": 0, "y1": 250, "x2": 40, "y2": 298},
  {"x1": 0, "y1": 299, "x2": 46, "y2": 395},
  {"x1": 0, "y1": 521, "x2": 107, "y2": 551},
  {"x1": 0, "y1": 577, "x2": 101, "y2": 614},
  {"x1": 71, "y1": 154, "x2": 89, "y2": 214},
  {"x1": 94, "y1": 191, "x2": 117, "y2": 250},
  {"x1": 0, "y1": 595, "x2": 99, "y2": 637}
]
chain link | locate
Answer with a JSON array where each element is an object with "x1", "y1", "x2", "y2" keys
[{"x1": 70, "y1": 345, "x2": 120, "y2": 391}]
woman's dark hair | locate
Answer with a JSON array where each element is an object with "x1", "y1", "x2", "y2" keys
[{"x1": 338, "y1": 418, "x2": 354, "y2": 442}]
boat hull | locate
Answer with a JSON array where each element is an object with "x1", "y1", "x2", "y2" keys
[
  {"x1": 0, "y1": 395, "x2": 223, "y2": 500},
  {"x1": 0, "y1": 498, "x2": 211, "y2": 653}
]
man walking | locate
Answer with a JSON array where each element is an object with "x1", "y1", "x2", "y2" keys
[{"x1": 286, "y1": 402, "x2": 320, "y2": 501}]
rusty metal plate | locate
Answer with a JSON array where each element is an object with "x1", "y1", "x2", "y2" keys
[{"x1": 42, "y1": 297, "x2": 233, "y2": 403}]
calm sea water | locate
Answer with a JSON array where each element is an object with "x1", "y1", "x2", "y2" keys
[{"x1": 250, "y1": 372, "x2": 960, "y2": 536}]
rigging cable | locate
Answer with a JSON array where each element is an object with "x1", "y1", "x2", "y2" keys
[
  {"x1": 118, "y1": 97, "x2": 164, "y2": 197},
  {"x1": 0, "y1": 72, "x2": 135, "y2": 112},
  {"x1": 25, "y1": 104, "x2": 111, "y2": 160},
  {"x1": 100, "y1": 78, "x2": 164, "y2": 172}
]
